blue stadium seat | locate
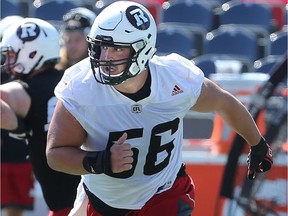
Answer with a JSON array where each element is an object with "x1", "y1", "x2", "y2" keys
[
  {"x1": 191, "y1": 54, "x2": 249, "y2": 77},
  {"x1": 160, "y1": 1, "x2": 215, "y2": 55},
  {"x1": 1, "y1": 0, "x2": 21, "y2": 18},
  {"x1": 219, "y1": 2, "x2": 273, "y2": 32},
  {"x1": 162, "y1": 1, "x2": 215, "y2": 31},
  {"x1": 204, "y1": 26, "x2": 260, "y2": 70},
  {"x1": 218, "y1": 2, "x2": 273, "y2": 57},
  {"x1": 156, "y1": 26, "x2": 196, "y2": 59},
  {"x1": 269, "y1": 30, "x2": 288, "y2": 56},
  {"x1": 203, "y1": 0, "x2": 230, "y2": 8},
  {"x1": 33, "y1": 0, "x2": 78, "y2": 21},
  {"x1": 191, "y1": 54, "x2": 218, "y2": 77},
  {"x1": 253, "y1": 55, "x2": 282, "y2": 74}
]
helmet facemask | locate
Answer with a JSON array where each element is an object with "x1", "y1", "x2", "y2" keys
[
  {"x1": 1, "y1": 46, "x2": 27, "y2": 74},
  {"x1": 1, "y1": 46, "x2": 16, "y2": 70},
  {"x1": 88, "y1": 35, "x2": 146, "y2": 85}
]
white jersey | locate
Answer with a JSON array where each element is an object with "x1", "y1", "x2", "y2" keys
[{"x1": 55, "y1": 53, "x2": 204, "y2": 209}]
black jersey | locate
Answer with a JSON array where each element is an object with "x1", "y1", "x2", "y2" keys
[
  {"x1": 18, "y1": 67, "x2": 81, "y2": 211},
  {"x1": 20, "y1": 68, "x2": 63, "y2": 145},
  {"x1": 1, "y1": 129, "x2": 29, "y2": 163},
  {"x1": 1, "y1": 70, "x2": 29, "y2": 163}
]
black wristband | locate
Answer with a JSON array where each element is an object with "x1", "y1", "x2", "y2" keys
[
  {"x1": 9, "y1": 116, "x2": 30, "y2": 134},
  {"x1": 251, "y1": 137, "x2": 266, "y2": 151},
  {"x1": 83, "y1": 151, "x2": 106, "y2": 174}
]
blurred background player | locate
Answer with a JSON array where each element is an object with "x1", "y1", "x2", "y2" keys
[
  {"x1": 0, "y1": 15, "x2": 35, "y2": 216},
  {"x1": 0, "y1": 130, "x2": 34, "y2": 216},
  {"x1": 56, "y1": 7, "x2": 97, "y2": 71},
  {"x1": 0, "y1": 18, "x2": 81, "y2": 216}
]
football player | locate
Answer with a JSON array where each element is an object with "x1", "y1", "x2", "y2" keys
[
  {"x1": 0, "y1": 18, "x2": 81, "y2": 216},
  {"x1": 46, "y1": 1, "x2": 273, "y2": 215}
]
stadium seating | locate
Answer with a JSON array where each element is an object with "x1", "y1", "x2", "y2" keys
[
  {"x1": 1, "y1": 0, "x2": 21, "y2": 18},
  {"x1": 162, "y1": 1, "x2": 214, "y2": 30},
  {"x1": 203, "y1": 26, "x2": 260, "y2": 70},
  {"x1": 191, "y1": 54, "x2": 249, "y2": 77},
  {"x1": 156, "y1": 25, "x2": 196, "y2": 59},
  {"x1": 268, "y1": 3, "x2": 287, "y2": 30},
  {"x1": 268, "y1": 30, "x2": 288, "y2": 56},
  {"x1": 191, "y1": 54, "x2": 218, "y2": 77},
  {"x1": 219, "y1": 2, "x2": 273, "y2": 32},
  {"x1": 218, "y1": 1, "x2": 273, "y2": 57},
  {"x1": 160, "y1": 1, "x2": 215, "y2": 55},
  {"x1": 240, "y1": 0, "x2": 287, "y2": 30},
  {"x1": 33, "y1": 0, "x2": 79, "y2": 21},
  {"x1": 204, "y1": 0, "x2": 231, "y2": 8},
  {"x1": 253, "y1": 55, "x2": 283, "y2": 74}
]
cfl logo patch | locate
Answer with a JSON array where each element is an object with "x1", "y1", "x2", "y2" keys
[
  {"x1": 131, "y1": 104, "x2": 142, "y2": 113},
  {"x1": 126, "y1": 6, "x2": 150, "y2": 30}
]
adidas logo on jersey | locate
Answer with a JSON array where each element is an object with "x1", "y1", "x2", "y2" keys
[{"x1": 171, "y1": 85, "x2": 183, "y2": 96}]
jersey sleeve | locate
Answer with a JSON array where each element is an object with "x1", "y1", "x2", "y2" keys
[
  {"x1": 54, "y1": 58, "x2": 93, "y2": 127},
  {"x1": 151, "y1": 53, "x2": 205, "y2": 107},
  {"x1": 172, "y1": 53, "x2": 204, "y2": 101}
]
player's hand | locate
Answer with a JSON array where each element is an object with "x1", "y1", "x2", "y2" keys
[
  {"x1": 110, "y1": 133, "x2": 134, "y2": 173},
  {"x1": 247, "y1": 137, "x2": 273, "y2": 180}
]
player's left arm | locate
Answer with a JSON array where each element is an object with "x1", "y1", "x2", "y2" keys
[
  {"x1": 192, "y1": 78, "x2": 261, "y2": 145},
  {"x1": 191, "y1": 78, "x2": 272, "y2": 178}
]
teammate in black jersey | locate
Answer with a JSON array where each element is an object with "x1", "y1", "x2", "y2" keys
[
  {"x1": 0, "y1": 18, "x2": 81, "y2": 216},
  {"x1": 0, "y1": 15, "x2": 35, "y2": 216}
]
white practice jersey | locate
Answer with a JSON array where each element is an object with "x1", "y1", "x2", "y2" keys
[{"x1": 55, "y1": 53, "x2": 204, "y2": 209}]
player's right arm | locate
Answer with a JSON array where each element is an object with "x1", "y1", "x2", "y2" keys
[
  {"x1": 0, "y1": 81, "x2": 31, "y2": 131},
  {"x1": 46, "y1": 100, "x2": 133, "y2": 175},
  {"x1": 46, "y1": 100, "x2": 90, "y2": 175}
]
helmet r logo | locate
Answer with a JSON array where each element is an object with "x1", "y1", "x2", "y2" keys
[
  {"x1": 126, "y1": 6, "x2": 150, "y2": 30},
  {"x1": 16, "y1": 22, "x2": 40, "y2": 43}
]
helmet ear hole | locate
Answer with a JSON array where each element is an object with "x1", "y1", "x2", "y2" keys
[{"x1": 29, "y1": 51, "x2": 37, "y2": 59}]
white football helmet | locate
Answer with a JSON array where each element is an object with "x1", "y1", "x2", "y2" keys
[
  {"x1": 1, "y1": 18, "x2": 60, "y2": 75},
  {"x1": 87, "y1": 1, "x2": 157, "y2": 85}
]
